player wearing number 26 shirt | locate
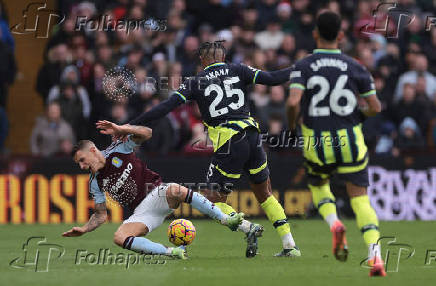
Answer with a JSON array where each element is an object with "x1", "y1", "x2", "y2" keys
[
  {"x1": 287, "y1": 11, "x2": 385, "y2": 277},
  {"x1": 127, "y1": 41, "x2": 301, "y2": 258}
]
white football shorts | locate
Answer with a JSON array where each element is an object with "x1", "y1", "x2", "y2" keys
[{"x1": 122, "y1": 183, "x2": 175, "y2": 232}]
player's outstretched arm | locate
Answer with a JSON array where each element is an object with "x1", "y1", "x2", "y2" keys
[
  {"x1": 254, "y1": 67, "x2": 293, "y2": 86},
  {"x1": 286, "y1": 87, "x2": 304, "y2": 130},
  {"x1": 129, "y1": 94, "x2": 185, "y2": 126},
  {"x1": 62, "y1": 203, "x2": 107, "y2": 237},
  {"x1": 96, "y1": 120, "x2": 152, "y2": 143}
]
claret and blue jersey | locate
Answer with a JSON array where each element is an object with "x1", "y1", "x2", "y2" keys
[{"x1": 89, "y1": 135, "x2": 162, "y2": 209}]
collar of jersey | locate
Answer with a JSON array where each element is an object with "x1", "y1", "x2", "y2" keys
[
  {"x1": 313, "y1": 49, "x2": 341, "y2": 54},
  {"x1": 204, "y1": 62, "x2": 226, "y2": 70}
]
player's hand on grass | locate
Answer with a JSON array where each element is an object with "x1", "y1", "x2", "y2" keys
[
  {"x1": 62, "y1": 226, "x2": 87, "y2": 237},
  {"x1": 96, "y1": 120, "x2": 129, "y2": 141}
]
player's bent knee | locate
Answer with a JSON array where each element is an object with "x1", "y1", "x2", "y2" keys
[
  {"x1": 113, "y1": 231, "x2": 128, "y2": 247},
  {"x1": 167, "y1": 183, "x2": 187, "y2": 200},
  {"x1": 166, "y1": 183, "x2": 187, "y2": 208}
]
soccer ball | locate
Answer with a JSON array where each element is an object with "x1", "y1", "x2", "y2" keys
[{"x1": 168, "y1": 219, "x2": 196, "y2": 246}]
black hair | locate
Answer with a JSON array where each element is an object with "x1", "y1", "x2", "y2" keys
[
  {"x1": 198, "y1": 40, "x2": 226, "y2": 63},
  {"x1": 72, "y1": 140, "x2": 94, "y2": 157},
  {"x1": 316, "y1": 11, "x2": 341, "y2": 42}
]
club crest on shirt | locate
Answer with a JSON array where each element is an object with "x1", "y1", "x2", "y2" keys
[{"x1": 112, "y1": 157, "x2": 123, "y2": 168}]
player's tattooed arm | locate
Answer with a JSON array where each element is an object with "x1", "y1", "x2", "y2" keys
[
  {"x1": 62, "y1": 203, "x2": 107, "y2": 237},
  {"x1": 96, "y1": 120, "x2": 152, "y2": 142},
  {"x1": 83, "y1": 203, "x2": 108, "y2": 232},
  {"x1": 122, "y1": 124, "x2": 152, "y2": 144}
]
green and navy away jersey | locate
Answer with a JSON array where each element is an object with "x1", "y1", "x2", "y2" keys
[{"x1": 289, "y1": 49, "x2": 376, "y2": 167}]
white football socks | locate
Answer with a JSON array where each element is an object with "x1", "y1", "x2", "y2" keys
[{"x1": 325, "y1": 213, "x2": 339, "y2": 228}]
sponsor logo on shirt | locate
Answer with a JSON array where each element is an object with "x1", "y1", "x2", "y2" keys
[
  {"x1": 112, "y1": 157, "x2": 123, "y2": 168},
  {"x1": 111, "y1": 163, "x2": 133, "y2": 193}
]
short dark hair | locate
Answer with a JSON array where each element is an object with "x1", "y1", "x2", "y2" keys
[
  {"x1": 316, "y1": 11, "x2": 341, "y2": 42},
  {"x1": 72, "y1": 140, "x2": 94, "y2": 157}
]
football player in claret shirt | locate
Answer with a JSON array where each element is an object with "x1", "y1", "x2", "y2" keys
[
  {"x1": 101, "y1": 41, "x2": 301, "y2": 258},
  {"x1": 287, "y1": 11, "x2": 385, "y2": 276},
  {"x1": 62, "y1": 123, "x2": 244, "y2": 259}
]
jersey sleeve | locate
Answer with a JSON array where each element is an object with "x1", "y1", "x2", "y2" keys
[
  {"x1": 174, "y1": 78, "x2": 195, "y2": 101},
  {"x1": 237, "y1": 64, "x2": 261, "y2": 84},
  {"x1": 289, "y1": 61, "x2": 307, "y2": 91},
  {"x1": 356, "y1": 66, "x2": 376, "y2": 98},
  {"x1": 90, "y1": 175, "x2": 106, "y2": 204},
  {"x1": 115, "y1": 135, "x2": 140, "y2": 153}
]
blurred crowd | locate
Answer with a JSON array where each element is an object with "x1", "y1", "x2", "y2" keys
[{"x1": 2, "y1": 0, "x2": 436, "y2": 157}]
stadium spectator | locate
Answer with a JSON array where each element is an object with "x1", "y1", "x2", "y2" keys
[
  {"x1": 0, "y1": 1, "x2": 14, "y2": 51},
  {"x1": 258, "y1": 86, "x2": 287, "y2": 131},
  {"x1": 177, "y1": 36, "x2": 199, "y2": 77},
  {"x1": 30, "y1": 102, "x2": 75, "y2": 157},
  {"x1": 0, "y1": 106, "x2": 7, "y2": 154},
  {"x1": 71, "y1": 33, "x2": 93, "y2": 88},
  {"x1": 424, "y1": 28, "x2": 436, "y2": 75},
  {"x1": 48, "y1": 65, "x2": 91, "y2": 120},
  {"x1": 140, "y1": 100, "x2": 175, "y2": 154},
  {"x1": 183, "y1": 122, "x2": 213, "y2": 154},
  {"x1": 389, "y1": 83, "x2": 432, "y2": 134},
  {"x1": 36, "y1": 43, "x2": 71, "y2": 102},
  {"x1": 394, "y1": 54, "x2": 436, "y2": 103},
  {"x1": 109, "y1": 103, "x2": 129, "y2": 125},
  {"x1": 95, "y1": 44, "x2": 115, "y2": 67},
  {"x1": 0, "y1": 35, "x2": 16, "y2": 108},
  {"x1": 396, "y1": 117, "x2": 426, "y2": 150},
  {"x1": 375, "y1": 121, "x2": 398, "y2": 157},
  {"x1": 276, "y1": 2, "x2": 295, "y2": 33},
  {"x1": 48, "y1": 80, "x2": 90, "y2": 140},
  {"x1": 254, "y1": 19, "x2": 285, "y2": 50}
]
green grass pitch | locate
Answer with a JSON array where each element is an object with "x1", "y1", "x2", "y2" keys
[{"x1": 1, "y1": 219, "x2": 435, "y2": 286}]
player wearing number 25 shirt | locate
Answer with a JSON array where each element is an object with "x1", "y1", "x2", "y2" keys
[
  {"x1": 128, "y1": 41, "x2": 301, "y2": 258},
  {"x1": 287, "y1": 11, "x2": 385, "y2": 277}
]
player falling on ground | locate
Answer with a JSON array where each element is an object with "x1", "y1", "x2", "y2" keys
[
  {"x1": 287, "y1": 11, "x2": 385, "y2": 276},
  {"x1": 62, "y1": 124, "x2": 244, "y2": 259},
  {"x1": 101, "y1": 41, "x2": 300, "y2": 258}
]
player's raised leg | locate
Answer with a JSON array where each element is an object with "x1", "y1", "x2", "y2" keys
[
  {"x1": 114, "y1": 222, "x2": 186, "y2": 259},
  {"x1": 309, "y1": 178, "x2": 348, "y2": 262},
  {"x1": 166, "y1": 184, "x2": 244, "y2": 230},
  {"x1": 346, "y1": 182, "x2": 385, "y2": 276},
  {"x1": 250, "y1": 178, "x2": 300, "y2": 257}
]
